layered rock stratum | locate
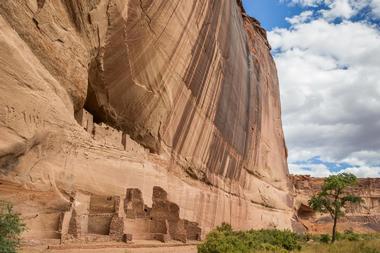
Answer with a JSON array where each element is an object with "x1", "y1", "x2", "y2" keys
[
  {"x1": 0, "y1": 0, "x2": 293, "y2": 245},
  {"x1": 292, "y1": 175, "x2": 380, "y2": 233}
]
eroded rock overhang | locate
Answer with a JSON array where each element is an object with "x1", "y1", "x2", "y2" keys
[{"x1": 0, "y1": 0, "x2": 293, "y2": 243}]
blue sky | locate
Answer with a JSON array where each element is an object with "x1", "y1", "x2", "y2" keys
[
  {"x1": 242, "y1": 0, "x2": 380, "y2": 178},
  {"x1": 243, "y1": 0, "x2": 303, "y2": 29}
]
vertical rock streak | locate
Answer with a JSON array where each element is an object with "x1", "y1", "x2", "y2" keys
[{"x1": 0, "y1": 0, "x2": 293, "y2": 241}]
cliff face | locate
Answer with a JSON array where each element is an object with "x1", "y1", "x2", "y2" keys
[
  {"x1": 292, "y1": 175, "x2": 380, "y2": 233},
  {"x1": 0, "y1": 0, "x2": 292, "y2": 244}
]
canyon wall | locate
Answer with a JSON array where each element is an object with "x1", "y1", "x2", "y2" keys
[
  {"x1": 291, "y1": 175, "x2": 380, "y2": 233},
  {"x1": 0, "y1": 0, "x2": 293, "y2": 245}
]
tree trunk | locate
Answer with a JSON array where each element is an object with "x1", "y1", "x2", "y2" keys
[
  {"x1": 331, "y1": 215, "x2": 338, "y2": 243},
  {"x1": 331, "y1": 191, "x2": 340, "y2": 243}
]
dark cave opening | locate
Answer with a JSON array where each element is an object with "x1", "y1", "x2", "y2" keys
[
  {"x1": 83, "y1": 83, "x2": 105, "y2": 125},
  {"x1": 297, "y1": 204, "x2": 315, "y2": 220}
]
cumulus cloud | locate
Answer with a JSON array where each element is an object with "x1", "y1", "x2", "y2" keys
[
  {"x1": 284, "y1": 0, "x2": 380, "y2": 19},
  {"x1": 286, "y1": 11, "x2": 315, "y2": 24},
  {"x1": 282, "y1": 0, "x2": 324, "y2": 7},
  {"x1": 322, "y1": 0, "x2": 356, "y2": 20},
  {"x1": 270, "y1": 0, "x2": 380, "y2": 177},
  {"x1": 341, "y1": 166, "x2": 380, "y2": 177},
  {"x1": 289, "y1": 163, "x2": 380, "y2": 177},
  {"x1": 371, "y1": 0, "x2": 380, "y2": 17},
  {"x1": 289, "y1": 163, "x2": 332, "y2": 177}
]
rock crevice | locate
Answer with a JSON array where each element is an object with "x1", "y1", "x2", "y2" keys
[{"x1": 0, "y1": 0, "x2": 293, "y2": 245}]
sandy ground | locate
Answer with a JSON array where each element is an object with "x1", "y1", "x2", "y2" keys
[
  {"x1": 21, "y1": 241, "x2": 198, "y2": 253},
  {"x1": 21, "y1": 246, "x2": 197, "y2": 253}
]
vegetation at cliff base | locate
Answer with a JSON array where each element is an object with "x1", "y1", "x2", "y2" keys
[
  {"x1": 296, "y1": 239, "x2": 380, "y2": 253},
  {"x1": 198, "y1": 224, "x2": 380, "y2": 253},
  {"x1": 197, "y1": 223, "x2": 302, "y2": 253},
  {"x1": 0, "y1": 201, "x2": 26, "y2": 253}
]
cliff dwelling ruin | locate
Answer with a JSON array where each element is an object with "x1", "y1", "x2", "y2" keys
[{"x1": 0, "y1": 0, "x2": 378, "y2": 251}]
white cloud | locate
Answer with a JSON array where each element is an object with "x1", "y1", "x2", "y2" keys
[
  {"x1": 321, "y1": 0, "x2": 355, "y2": 20},
  {"x1": 283, "y1": 0, "x2": 324, "y2": 7},
  {"x1": 341, "y1": 166, "x2": 380, "y2": 177},
  {"x1": 289, "y1": 163, "x2": 380, "y2": 177},
  {"x1": 371, "y1": 0, "x2": 380, "y2": 17},
  {"x1": 270, "y1": 1, "x2": 380, "y2": 177},
  {"x1": 284, "y1": 0, "x2": 380, "y2": 19},
  {"x1": 289, "y1": 163, "x2": 332, "y2": 177},
  {"x1": 286, "y1": 11, "x2": 315, "y2": 24}
]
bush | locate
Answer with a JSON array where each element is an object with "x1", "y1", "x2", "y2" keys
[
  {"x1": 0, "y1": 201, "x2": 26, "y2": 253},
  {"x1": 298, "y1": 233, "x2": 312, "y2": 242},
  {"x1": 341, "y1": 230, "x2": 360, "y2": 241},
  {"x1": 198, "y1": 223, "x2": 302, "y2": 253},
  {"x1": 197, "y1": 223, "x2": 249, "y2": 253},
  {"x1": 327, "y1": 230, "x2": 363, "y2": 242},
  {"x1": 242, "y1": 229, "x2": 302, "y2": 251},
  {"x1": 319, "y1": 234, "x2": 331, "y2": 244},
  {"x1": 215, "y1": 223, "x2": 233, "y2": 233}
]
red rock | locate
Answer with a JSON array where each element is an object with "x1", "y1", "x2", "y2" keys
[
  {"x1": 0, "y1": 0, "x2": 292, "y2": 246},
  {"x1": 291, "y1": 175, "x2": 380, "y2": 233}
]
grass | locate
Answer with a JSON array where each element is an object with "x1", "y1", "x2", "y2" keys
[
  {"x1": 198, "y1": 223, "x2": 380, "y2": 253},
  {"x1": 295, "y1": 240, "x2": 380, "y2": 253}
]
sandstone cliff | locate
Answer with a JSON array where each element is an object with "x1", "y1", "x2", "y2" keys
[
  {"x1": 0, "y1": 0, "x2": 292, "y2": 244},
  {"x1": 292, "y1": 175, "x2": 380, "y2": 233}
]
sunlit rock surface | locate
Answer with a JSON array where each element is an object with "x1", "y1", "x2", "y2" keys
[{"x1": 0, "y1": 0, "x2": 293, "y2": 244}]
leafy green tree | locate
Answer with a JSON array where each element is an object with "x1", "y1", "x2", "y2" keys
[
  {"x1": 308, "y1": 173, "x2": 362, "y2": 243},
  {"x1": 0, "y1": 201, "x2": 26, "y2": 253}
]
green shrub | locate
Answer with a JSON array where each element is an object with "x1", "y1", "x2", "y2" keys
[
  {"x1": 197, "y1": 230, "x2": 248, "y2": 253},
  {"x1": 319, "y1": 234, "x2": 331, "y2": 244},
  {"x1": 331, "y1": 230, "x2": 362, "y2": 242},
  {"x1": 215, "y1": 223, "x2": 233, "y2": 233},
  {"x1": 258, "y1": 243, "x2": 288, "y2": 253},
  {"x1": 198, "y1": 223, "x2": 302, "y2": 253},
  {"x1": 198, "y1": 223, "x2": 249, "y2": 253},
  {"x1": 341, "y1": 230, "x2": 360, "y2": 241},
  {"x1": 311, "y1": 231, "x2": 379, "y2": 245},
  {"x1": 297, "y1": 233, "x2": 312, "y2": 242},
  {"x1": 242, "y1": 229, "x2": 302, "y2": 251},
  {"x1": 0, "y1": 201, "x2": 26, "y2": 253},
  {"x1": 335, "y1": 231, "x2": 342, "y2": 241}
]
